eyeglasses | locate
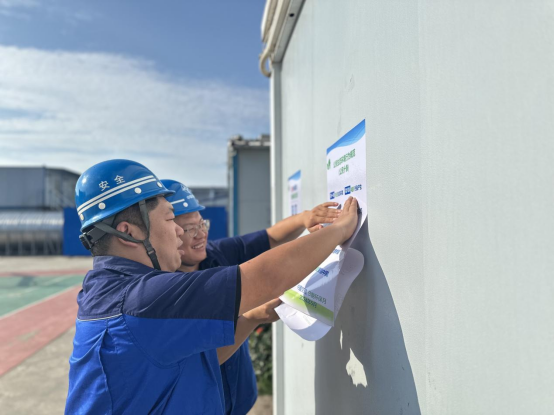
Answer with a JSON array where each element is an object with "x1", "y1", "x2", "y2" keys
[{"x1": 182, "y1": 219, "x2": 210, "y2": 238}]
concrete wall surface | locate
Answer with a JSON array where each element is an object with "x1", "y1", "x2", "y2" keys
[{"x1": 273, "y1": 0, "x2": 554, "y2": 414}]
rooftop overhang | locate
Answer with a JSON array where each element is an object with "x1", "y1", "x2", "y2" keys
[{"x1": 259, "y1": 0, "x2": 304, "y2": 77}]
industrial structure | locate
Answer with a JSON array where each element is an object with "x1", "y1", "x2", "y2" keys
[
  {"x1": 0, "y1": 167, "x2": 79, "y2": 255},
  {"x1": 227, "y1": 134, "x2": 271, "y2": 236},
  {"x1": 261, "y1": 0, "x2": 554, "y2": 414},
  {"x1": 0, "y1": 166, "x2": 231, "y2": 256}
]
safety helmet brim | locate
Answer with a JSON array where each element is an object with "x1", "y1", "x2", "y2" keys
[{"x1": 81, "y1": 187, "x2": 174, "y2": 232}]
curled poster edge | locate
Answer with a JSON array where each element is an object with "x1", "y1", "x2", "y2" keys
[
  {"x1": 275, "y1": 303, "x2": 332, "y2": 341},
  {"x1": 277, "y1": 248, "x2": 365, "y2": 341}
]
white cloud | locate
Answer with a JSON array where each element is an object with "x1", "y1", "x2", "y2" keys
[
  {"x1": 0, "y1": 45, "x2": 269, "y2": 186},
  {"x1": 0, "y1": 0, "x2": 36, "y2": 6},
  {"x1": 0, "y1": 0, "x2": 95, "y2": 23},
  {"x1": 0, "y1": 0, "x2": 38, "y2": 17}
]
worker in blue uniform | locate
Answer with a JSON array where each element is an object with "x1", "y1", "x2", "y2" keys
[
  {"x1": 65, "y1": 159, "x2": 359, "y2": 415},
  {"x1": 161, "y1": 179, "x2": 341, "y2": 415}
]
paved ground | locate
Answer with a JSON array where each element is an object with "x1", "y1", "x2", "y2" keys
[
  {"x1": 0, "y1": 256, "x2": 91, "y2": 414},
  {"x1": 249, "y1": 395, "x2": 272, "y2": 415},
  {"x1": 0, "y1": 325, "x2": 272, "y2": 415},
  {"x1": 0, "y1": 256, "x2": 272, "y2": 415},
  {"x1": 0, "y1": 257, "x2": 91, "y2": 377},
  {"x1": 0, "y1": 327, "x2": 76, "y2": 414}
]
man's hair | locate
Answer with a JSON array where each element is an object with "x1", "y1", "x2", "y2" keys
[{"x1": 90, "y1": 197, "x2": 160, "y2": 257}]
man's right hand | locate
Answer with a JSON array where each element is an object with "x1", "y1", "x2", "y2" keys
[
  {"x1": 238, "y1": 196, "x2": 360, "y2": 315},
  {"x1": 332, "y1": 197, "x2": 359, "y2": 243}
]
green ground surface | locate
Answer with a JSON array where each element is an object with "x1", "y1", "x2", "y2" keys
[{"x1": 0, "y1": 274, "x2": 84, "y2": 317}]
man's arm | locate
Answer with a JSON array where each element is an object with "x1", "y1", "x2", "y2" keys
[
  {"x1": 266, "y1": 202, "x2": 341, "y2": 248},
  {"x1": 217, "y1": 298, "x2": 281, "y2": 364},
  {"x1": 239, "y1": 197, "x2": 358, "y2": 315}
]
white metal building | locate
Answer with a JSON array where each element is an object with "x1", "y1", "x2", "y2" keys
[
  {"x1": 260, "y1": 1, "x2": 554, "y2": 414},
  {"x1": 227, "y1": 134, "x2": 271, "y2": 236}
]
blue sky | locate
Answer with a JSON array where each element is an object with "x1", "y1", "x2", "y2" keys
[{"x1": 0, "y1": 0, "x2": 269, "y2": 186}]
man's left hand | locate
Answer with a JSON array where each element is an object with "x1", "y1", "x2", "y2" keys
[
  {"x1": 243, "y1": 298, "x2": 282, "y2": 324},
  {"x1": 302, "y1": 202, "x2": 341, "y2": 232}
]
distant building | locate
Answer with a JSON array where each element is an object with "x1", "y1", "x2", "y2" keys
[
  {"x1": 188, "y1": 187, "x2": 228, "y2": 207},
  {"x1": 227, "y1": 134, "x2": 271, "y2": 237},
  {"x1": 0, "y1": 167, "x2": 79, "y2": 210},
  {"x1": 0, "y1": 167, "x2": 235, "y2": 255}
]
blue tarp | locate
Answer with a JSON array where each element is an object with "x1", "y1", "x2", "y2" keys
[
  {"x1": 63, "y1": 207, "x2": 89, "y2": 256},
  {"x1": 202, "y1": 206, "x2": 228, "y2": 240}
]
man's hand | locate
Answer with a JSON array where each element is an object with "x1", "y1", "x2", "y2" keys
[
  {"x1": 243, "y1": 298, "x2": 282, "y2": 324},
  {"x1": 266, "y1": 201, "x2": 342, "y2": 248},
  {"x1": 308, "y1": 224, "x2": 324, "y2": 233},
  {"x1": 302, "y1": 202, "x2": 341, "y2": 233},
  {"x1": 240, "y1": 197, "x2": 358, "y2": 315},
  {"x1": 331, "y1": 197, "x2": 359, "y2": 243},
  {"x1": 218, "y1": 298, "x2": 282, "y2": 364}
]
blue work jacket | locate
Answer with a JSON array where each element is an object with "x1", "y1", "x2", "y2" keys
[
  {"x1": 65, "y1": 256, "x2": 240, "y2": 415},
  {"x1": 199, "y1": 230, "x2": 270, "y2": 415}
]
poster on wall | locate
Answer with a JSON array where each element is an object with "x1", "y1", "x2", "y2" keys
[
  {"x1": 276, "y1": 248, "x2": 364, "y2": 340},
  {"x1": 277, "y1": 119, "x2": 368, "y2": 340},
  {"x1": 288, "y1": 170, "x2": 301, "y2": 216},
  {"x1": 325, "y1": 118, "x2": 367, "y2": 248}
]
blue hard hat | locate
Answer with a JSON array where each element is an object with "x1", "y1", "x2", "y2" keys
[
  {"x1": 161, "y1": 179, "x2": 205, "y2": 217},
  {"x1": 76, "y1": 159, "x2": 174, "y2": 231}
]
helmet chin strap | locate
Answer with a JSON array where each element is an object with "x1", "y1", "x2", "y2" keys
[{"x1": 80, "y1": 200, "x2": 162, "y2": 270}]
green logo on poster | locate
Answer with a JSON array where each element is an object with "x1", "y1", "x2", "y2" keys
[{"x1": 327, "y1": 159, "x2": 331, "y2": 170}]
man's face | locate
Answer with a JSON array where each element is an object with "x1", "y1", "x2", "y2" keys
[
  {"x1": 173, "y1": 211, "x2": 208, "y2": 268},
  {"x1": 147, "y1": 197, "x2": 185, "y2": 272}
]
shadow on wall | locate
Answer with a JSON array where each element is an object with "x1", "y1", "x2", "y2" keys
[{"x1": 315, "y1": 221, "x2": 421, "y2": 414}]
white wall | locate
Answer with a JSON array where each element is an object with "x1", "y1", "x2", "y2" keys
[{"x1": 273, "y1": 0, "x2": 554, "y2": 414}]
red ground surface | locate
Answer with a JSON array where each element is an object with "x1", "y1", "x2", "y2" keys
[{"x1": 0, "y1": 285, "x2": 82, "y2": 376}]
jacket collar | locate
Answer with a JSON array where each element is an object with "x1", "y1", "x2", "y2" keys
[{"x1": 92, "y1": 255, "x2": 156, "y2": 276}]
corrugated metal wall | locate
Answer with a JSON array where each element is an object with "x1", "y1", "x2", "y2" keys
[
  {"x1": 0, "y1": 167, "x2": 80, "y2": 255},
  {"x1": 0, "y1": 168, "x2": 46, "y2": 209},
  {"x1": 44, "y1": 168, "x2": 79, "y2": 209},
  {"x1": 0, "y1": 167, "x2": 78, "y2": 210},
  {"x1": 0, "y1": 211, "x2": 63, "y2": 255}
]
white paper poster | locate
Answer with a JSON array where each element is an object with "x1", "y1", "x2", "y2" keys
[
  {"x1": 288, "y1": 170, "x2": 301, "y2": 216},
  {"x1": 326, "y1": 119, "x2": 367, "y2": 249},
  {"x1": 278, "y1": 120, "x2": 368, "y2": 340},
  {"x1": 276, "y1": 248, "x2": 365, "y2": 340}
]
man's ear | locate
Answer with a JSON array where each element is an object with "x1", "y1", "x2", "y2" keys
[{"x1": 115, "y1": 221, "x2": 143, "y2": 247}]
